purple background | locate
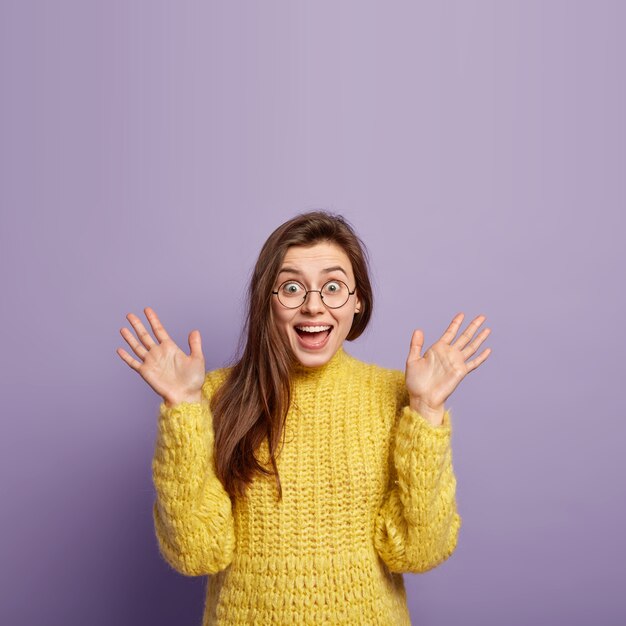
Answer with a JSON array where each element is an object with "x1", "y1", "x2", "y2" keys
[{"x1": 1, "y1": 1, "x2": 624, "y2": 625}]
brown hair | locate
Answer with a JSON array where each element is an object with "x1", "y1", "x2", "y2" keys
[{"x1": 210, "y1": 211, "x2": 374, "y2": 501}]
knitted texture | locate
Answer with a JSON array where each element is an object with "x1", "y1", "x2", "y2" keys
[{"x1": 152, "y1": 347, "x2": 462, "y2": 625}]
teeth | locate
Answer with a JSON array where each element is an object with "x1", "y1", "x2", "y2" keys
[{"x1": 295, "y1": 325, "x2": 331, "y2": 333}]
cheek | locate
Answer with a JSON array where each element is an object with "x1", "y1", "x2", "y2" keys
[
  {"x1": 271, "y1": 301, "x2": 292, "y2": 328},
  {"x1": 337, "y1": 311, "x2": 354, "y2": 332}
]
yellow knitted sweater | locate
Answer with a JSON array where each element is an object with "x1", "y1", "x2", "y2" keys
[{"x1": 152, "y1": 347, "x2": 462, "y2": 625}]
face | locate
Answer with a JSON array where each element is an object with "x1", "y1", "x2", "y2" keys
[{"x1": 271, "y1": 241, "x2": 362, "y2": 368}]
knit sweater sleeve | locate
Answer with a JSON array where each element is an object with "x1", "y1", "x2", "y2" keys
[
  {"x1": 151, "y1": 370, "x2": 236, "y2": 576},
  {"x1": 374, "y1": 371, "x2": 462, "y2": 574}
]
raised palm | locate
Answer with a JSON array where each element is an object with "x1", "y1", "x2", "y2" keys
[
  {"x1": 116, "y1": 307, "x2": 206, "y2": 404},
  {"x1": 405, "y1": 313, "x2": 492, "y2": 411}
]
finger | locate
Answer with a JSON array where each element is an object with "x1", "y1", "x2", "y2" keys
[
  {"x1": 452, "y1": 314, "x2": 487, "y2": 350},
  {"x1": 145, "y1": 307, "x2": 172, "y2": 343},
  {"x1": 406, "y1": 329, "x2": 424, "y2": 363},
  {"x1": 460, "y1": 327, "x2": 491, "y2": 360},
  {"x1": 116, "y1": 347, "x2": 142, "y2": 371},
  {"x1": 126, "y1": 312, "x2": 157, "y2": 349},
  {"x1": 440, "y1": 312, "x2": 465, "y2": 344},
  {"x1": 188, "y1": 329, "x2": 203, "y2": 359},
  {"x1": 120, "y1": 327, "x2": 149, "y2": 360},
  {"x1": 465, "y1": 348, "x2": 492, "y2": 373}
]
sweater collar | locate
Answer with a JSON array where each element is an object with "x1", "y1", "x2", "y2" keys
[{"x1": 290, "y1": 346, "x2": 351, "y2": 382}]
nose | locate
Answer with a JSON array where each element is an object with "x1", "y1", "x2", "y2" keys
[{"x1": 300, "y1": 290, "x2": 326, "y2": 314}]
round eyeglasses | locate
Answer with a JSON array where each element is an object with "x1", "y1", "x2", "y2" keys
[{"x1": 272, "y1": 279, "x2": 356, "y2": 309}]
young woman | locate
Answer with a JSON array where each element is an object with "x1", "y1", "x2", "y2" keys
[{"x1": 117, "y1": 211, "x2": 491, "y2": 625}]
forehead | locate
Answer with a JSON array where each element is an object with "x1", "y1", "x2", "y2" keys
[{"x1": 281, "y1": 241, "x2": 353, "y2": 275}]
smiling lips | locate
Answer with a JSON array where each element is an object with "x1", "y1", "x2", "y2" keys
[{"x1": 294, "y1": 324, "x2": 333, "y2": 348}]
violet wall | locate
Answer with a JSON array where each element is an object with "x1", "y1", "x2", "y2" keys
[{"x1": 1, "y1": 1, "x2": 624, "y2": 624}]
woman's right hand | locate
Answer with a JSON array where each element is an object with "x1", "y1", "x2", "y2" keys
[{"x1": 116, "y1": 307, "x2": 206, "y2": 407}]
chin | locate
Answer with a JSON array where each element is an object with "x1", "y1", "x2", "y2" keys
[{"x1": 294, "y1": 350, "x2": 335, "y2": 368}]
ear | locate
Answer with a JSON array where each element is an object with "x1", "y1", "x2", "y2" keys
[{"x1": 355, "y1": 292, "x2": 362, "y2": 314}]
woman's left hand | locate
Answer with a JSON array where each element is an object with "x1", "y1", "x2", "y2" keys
[{"x1": 405, "y1": 313, "x2": 492, "y2": 425}]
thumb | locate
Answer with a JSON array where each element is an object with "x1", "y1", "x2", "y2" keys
[
  {"x1": 188, "y1": 329, "x2": 203, "y2": 359},
  {"x1": 407, "y1": 329, "x2": 424, "y2": 362}
]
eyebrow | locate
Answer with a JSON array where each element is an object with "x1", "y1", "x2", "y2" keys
[{"x1": 278, "y1": 265, "x2": 349, "y2": 278}]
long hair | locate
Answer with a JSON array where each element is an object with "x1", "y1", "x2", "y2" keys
[{"x1": 210, "y1": 211, "x2": 374, "y2": 501}]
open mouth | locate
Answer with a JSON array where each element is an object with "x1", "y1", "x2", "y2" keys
[{"x1": 294, "y1": 324, "x2": 333, "y2": 349}]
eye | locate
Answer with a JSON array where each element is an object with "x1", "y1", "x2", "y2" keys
[
  {"x1": 323, "y1": 280, "x2": 344, "y2": 294},
  {"x1": 281, "y1": 281, "x2": 304, "y2": 295}
]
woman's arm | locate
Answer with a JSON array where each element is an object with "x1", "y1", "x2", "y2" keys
[
  {"x1": 373, "y1": 375, "x2": 461, "y2": 574},
  {"x1": 374, "y1": 313, "x2": 490, "y2": 573},
  {"x1": 152, "y1": 373, "x2": 236, "y2": 576}
]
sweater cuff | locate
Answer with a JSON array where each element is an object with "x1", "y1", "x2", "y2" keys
[
  {"x1": 396, "y1": 407, "x2": 453, "y2": 461},
  {"x1": 157, "y1": 400, "x2": 213, "y2": 449},
  {"x1": 403, "y1": 405, "x2": 452, "y2": 433}
]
